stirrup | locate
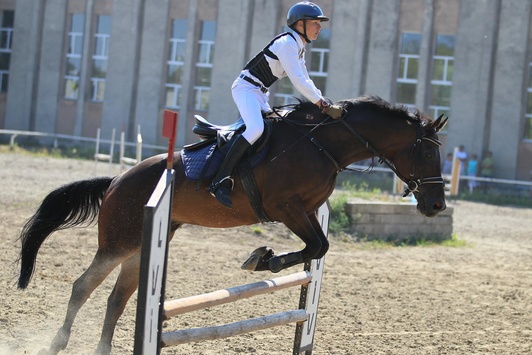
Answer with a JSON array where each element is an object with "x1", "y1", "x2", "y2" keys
[{"x1": 208, "y1": 176, "x2": 234, "y2": 196}]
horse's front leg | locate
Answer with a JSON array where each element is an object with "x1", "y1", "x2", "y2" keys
[{"x1": 242, "y1": 196, "x2": 329, "y2": 273}]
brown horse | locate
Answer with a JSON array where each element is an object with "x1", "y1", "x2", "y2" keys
[{"x1": 17, "y1": 95, "x2": 447, "y2": 354}]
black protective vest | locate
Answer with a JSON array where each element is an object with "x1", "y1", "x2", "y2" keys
[{"x1": 243, "y1": 32, "x2": 296, "y2": 88}]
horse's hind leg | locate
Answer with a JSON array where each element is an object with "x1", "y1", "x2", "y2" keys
[
  {"x1": 46, "y1": 251, "x2": 123, "y2": 355},
  {"x1": 94, "y1": 253, "x2": 141, "y2": 355}
]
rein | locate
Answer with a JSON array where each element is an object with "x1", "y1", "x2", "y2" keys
[
  {"x1": 337, "y1": 118, "x2": 444, "y2": 197},
  {"x1": 271, "y1": 104, "x2": 444, "y2": 197}
]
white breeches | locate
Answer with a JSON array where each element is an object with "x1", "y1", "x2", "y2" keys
[{"x1": 232, "y1": 77, "x2": 271, "y2": 145}]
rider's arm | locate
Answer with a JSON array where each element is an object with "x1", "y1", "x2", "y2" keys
[{"x1": 275, "y1": 40, "x2": 323, "y2": 104}]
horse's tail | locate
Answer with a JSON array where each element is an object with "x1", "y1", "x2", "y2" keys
[{"x1": 17, "y1": 176, "x2": 114, "y2": 289}]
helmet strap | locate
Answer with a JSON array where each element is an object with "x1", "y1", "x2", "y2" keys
[{"x1": 291, "y1": 20, "x2": 311, "y2": 43}]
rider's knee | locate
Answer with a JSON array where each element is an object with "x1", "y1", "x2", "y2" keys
[{"x1": 242, "y1": 120, "x2": 264, "y2": 145}]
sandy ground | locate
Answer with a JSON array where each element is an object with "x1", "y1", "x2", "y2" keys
[{"x1": 0, "y1": 151, "x2": 531, "y2": 354}]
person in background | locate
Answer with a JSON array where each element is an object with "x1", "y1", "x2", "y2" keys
[
  {"x1": 442, "y1": 152, "x2": 453, "y2": 175},
  {"x1": 479, "y1": 151, "x2": 493, "y2": 192},
  {"x1": 467, "y1": 153, "x2": 478, "y2": 193},
  {"x1": 455, "y1": 145, "x2": 468, "y2": 191},
  {"x1": 455, "y1": 145, "x2": 468, "y2": 173}
]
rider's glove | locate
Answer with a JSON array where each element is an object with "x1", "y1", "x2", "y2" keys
[{"x1": 321, "y1": 99, "x2": 344, "y2": 119}]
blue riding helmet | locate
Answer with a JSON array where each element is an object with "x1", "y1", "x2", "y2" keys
[{"x1": 287, "y1": 2, "x2": 329, "y2": 27}]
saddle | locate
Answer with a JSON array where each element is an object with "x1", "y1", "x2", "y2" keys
[{"x1": 186, "y1": 115, "x2": 272, "y2": 156}]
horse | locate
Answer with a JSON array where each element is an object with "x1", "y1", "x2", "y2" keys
[{"x1": 17, "y1": 95, "x2": 447, "y2": 354}]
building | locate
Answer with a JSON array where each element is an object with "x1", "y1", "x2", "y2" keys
[{"x1": 0, "y1": 0, "x2": 531, "y2": 180}]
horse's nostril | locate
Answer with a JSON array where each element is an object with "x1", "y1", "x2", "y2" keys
[{"x1": 433, "y1": 201, "x2": 445, "y2": 211}]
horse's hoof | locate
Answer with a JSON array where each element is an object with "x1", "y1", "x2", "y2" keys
[
  {"x1": 47, "y1": 327, "x2": 69, "y2": 355},
  {"x1": 241, "y1": 246, "x2": 273, "y2": 271}
]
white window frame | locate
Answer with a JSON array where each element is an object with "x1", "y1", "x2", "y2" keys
[
  {"x1": 524, "y1": 62, "x2": 532, "y2": 141},
  {"x1": 193, "y1": 85, "x2": 210, "y2": 111},
  {"x1": 197, "y1": 39, "x2": 214, "y2": 65},
  {"x1": 429, "y1": 55, "x2": 454, "y2": 119},
  {"x1": 396, "y1": 33, "x2": 421, "y2": 107},
  {"x1": 0, "y1": 25, "x2": 13, "y2": 92},
  {"x1": 165, "y1": 83, "x2": 182, "y2": 109},
  {"x1": 90, "y1": 18, "x2": 111, "y2": 102},
  {"x1": 64, "y1": 15, "x2": 84, "y2": 100},
  {"x1": 0, "y1": 26, "x2": 12, "y2": 51},
  {"x1": 309, "y1": 47, "x2": 329, "y2": 76},
  {"x1": 193, "y1": 40, "x2": 214, "y2": 111},
  {"x1": 90, "y1": 77, "x2": 106, "y2": 102},
  {"x1": 309, "y1": 47, "x2": 329, "y2": 95},
  {"x1": 397, "y1": 54, "x2": 419, "y2": 84},
  {"x1": 165, "y1": 20, "x2": 187, "y2": 109},
  {"x1": 64, "y1": 76, "x2": 80, "y2": 99}
]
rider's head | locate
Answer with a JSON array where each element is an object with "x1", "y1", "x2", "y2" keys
[{"x1": 287, "y1": 2, "x2": 329, "y2": 43}]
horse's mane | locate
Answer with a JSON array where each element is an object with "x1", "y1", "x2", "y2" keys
[
  {"x1": 340, "y1": 95, "x2": 426, "y2": 124},
  {"x1": 281, "y1": 95, "x2": 430, "y2": 126}
]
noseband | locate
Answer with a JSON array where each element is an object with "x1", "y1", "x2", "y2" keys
[{"x1": 338, "y1": 118, "x2": 445, "y2": 198}]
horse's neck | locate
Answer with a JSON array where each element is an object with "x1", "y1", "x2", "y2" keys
[
  {"x1": 265, "y1": 109, "x2": 291, "y2": 120},
  {"x1": 326, "y1": 115, "x2": 415, "y2": 168}
]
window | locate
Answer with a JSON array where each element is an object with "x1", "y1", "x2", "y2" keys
[
  {"x1": 429, "y1": 34, "x2": 454, "y2": 121},
  {"x1": 309, "y1": 28, "x2": 330, "y2": 95},
  {"x1": 396, "y1": 33, "x2": 421, "y2": 106},
  {"x1": 0, "y1": 10, "x2": 14, "y2": 93},
  {"x1": 90, "y1": 15, "x2": 111, "y2": 102},
  {"x1": 193, "y1": 21, "x2": 216, "y2": 111},
  {"x1": 525, "y1": 62, "x2": 532, "y2": 140},
  {"x1": 165, "y1": 19, "x2": 187, "y2": 109},
  {"x1": 64, "y1": 14, "x2": 85, "y2": 99},
  {"x1": 273, "y1": 78, "x2": 298, "y2": 107}
]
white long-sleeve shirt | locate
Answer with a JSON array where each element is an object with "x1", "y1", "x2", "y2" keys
[{"x1": 261, "y1": 31, "x2": 323, "y2": 104}]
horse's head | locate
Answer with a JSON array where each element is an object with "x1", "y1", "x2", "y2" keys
[
  {"x1": 389, "y1": 112, "x2": 448, "y2": 217},
  {"x1": 336, "y1": 96, "x2": 448, "y2": 217}
]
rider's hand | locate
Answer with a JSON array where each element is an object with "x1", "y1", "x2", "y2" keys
[{"x1": 319, "y1": 100, "x2": 344, "y2": 119}]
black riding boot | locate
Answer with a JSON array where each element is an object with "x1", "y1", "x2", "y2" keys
[{"x1": 208, "y1": 135, "x2": 251, "y2": 208}]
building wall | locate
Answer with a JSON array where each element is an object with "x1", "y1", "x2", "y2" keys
[{"x1": 1, "y1": 0, "x2": 532, "y2": 180}]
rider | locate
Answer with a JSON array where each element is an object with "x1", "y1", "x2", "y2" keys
[{"x1": 208, "y1": 1, "x2": 344, "y2": 208}]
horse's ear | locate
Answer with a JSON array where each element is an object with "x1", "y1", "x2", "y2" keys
[{"x1": 432, "y1": 114, "x2": 448, "y2": 133}]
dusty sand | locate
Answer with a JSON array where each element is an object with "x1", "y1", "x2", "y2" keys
[{"x1": 0, "y1": 152, "x2": 530, "y2": 354}]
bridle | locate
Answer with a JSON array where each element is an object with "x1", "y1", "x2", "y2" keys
[
  {"x1": 336, "y1": 117, "x2": 445, "y2": 197},
  {"x1": 336, "y1": 116, "x2": 445, "y2": 197},
  {"x1": 272, "y1": 106, "x2": 445, "y2": 198}
]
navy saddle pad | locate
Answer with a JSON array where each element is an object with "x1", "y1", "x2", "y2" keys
[{"x1": 181, "y1": 142, "x2": 268, "y2": 181}]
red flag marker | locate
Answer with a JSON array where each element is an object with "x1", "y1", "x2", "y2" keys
[{"x1": 163, "y1": 110, "x2": 178, "y2": 170}]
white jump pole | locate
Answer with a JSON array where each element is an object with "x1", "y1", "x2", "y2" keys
[
  {"x1": 161, "y1": 309, "x2": 308, "y2": 347},
  {"x1": 164, "y1": 271, "x2": 311, "y2": 318}
]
